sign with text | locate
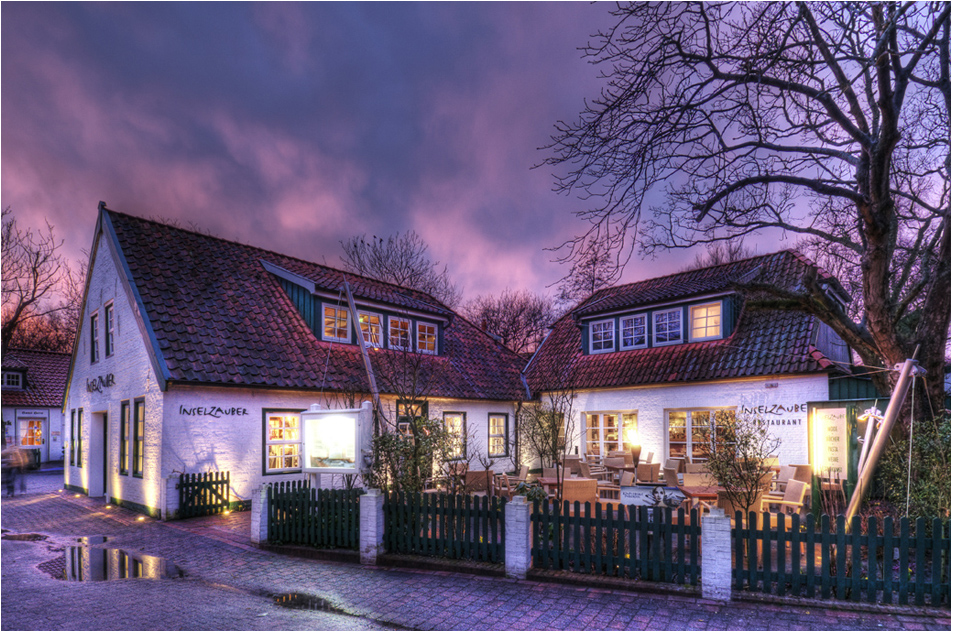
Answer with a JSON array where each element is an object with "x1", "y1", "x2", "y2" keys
[
  {"x1": 619, "y1": 485, "x2": 686, "y2": 508},
  {"x1": 810, "y1": 406, "x2": 848, "y2": 476}
]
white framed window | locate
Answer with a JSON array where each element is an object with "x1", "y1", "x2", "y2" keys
[
  {"x1": 590, "y1": 319, "x2": 615, "y2": 353},
  {"x1": 2, "y1": 371, "x2": 23, "y2": 389},
  {"x1": 666, "y1": 408, "x2": 735, "y2": 462},
  {"x1": 488, "y1": 413, "x2": 508, "y2": 457},
  {"x1": 620, "y1": 314, "x2": 647, "y2": 349},
  {"x1": 357, "y1": 311, "x2": 383, "y2": 347},
  {"x1": 104, "y1": 302, "x2": 115, "y2": 357},
  {"x1": 690, "y1": 302, "x2": 722, "y2": 341},
  {"x1": 585, "y1": 411, "x2": 638, "y2": 457},
  {"x1": 443, "y1": 412, "x2": 466, "y2": 459},
  {"x1": 90, "y1": 313, "x2": 100, "y2": 363},
  {"x1": 264, "y1": 411, "x2": 301, "y2": 473},
  {"x1": 389, "y1": 316, "x2": 411, "y2": 350},
  {"x1": 653, "y1": 307, "x2": 683, "y2": 345},
  {"x1": 417, "y1": 322, "x2": 437, "y2": 354},
  {"x1": 322, "y1": 304, "x2": 350, "y2": 342}
]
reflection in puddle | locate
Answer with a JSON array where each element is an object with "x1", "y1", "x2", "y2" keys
[
  {"x1": 76, "y1": 536, "x2": 108, "y2": 545},
  {"x1": 60, "y1": 546, "x2": 183, "y2": 581},
  {"x1": 273, "y1": 593, "x2": 347, "y2": 614}
]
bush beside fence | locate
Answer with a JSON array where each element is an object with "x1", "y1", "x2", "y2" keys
[{"x1": 733, "y1": 512, "x2": 951, "y2": 606}]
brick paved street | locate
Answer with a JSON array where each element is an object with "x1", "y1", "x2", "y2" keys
[{"x1": 2, "y1": 483, "x2": 949, "y2": 631}]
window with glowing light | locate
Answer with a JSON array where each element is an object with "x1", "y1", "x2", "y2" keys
[
  {"x1": 666, "y1": 408, "x2": 734, "y2": 462},
  {"x1": 132, "y1": 400, "x2": 144, "y2": 477},
  {"x1": 417, "y1": 322, "x2": 437, "y2": 354},
  {"x1": 90, "y1": 313, "x2": 100, "y2": 364},
  {"x1": 584, "y1": 411, "x2": 638, "y2": 457},
  {"x1": 104, "y1": 302, "x2": 115, "y2": 357},
  {"x1": 690, "y1": 302, "x2": 722, "y2": 341},
  {"x1": 264, "y1": 412, "x2": 301, "y2": 473},
  {"x1": 19, "y1": 420, "x2": 42, "y2": 446},
  {"x1": 322, "y1": 304, "x2": 350, "y2": 342},
  {"x1": 444, "y1": 412, "x2": 466, "y2": 459},
  {"x1": 119, "y1": 401, "x2": 130, "y2": 475},
  {"x1": 358, "y1": 311, "x2": 383, "y2": 347},
  {"x1": 488, "y1": 413, "x2": 508, "y2": 457},
  {"x1": 389, "y1": 316, "x2": 411, "y2": 350}
]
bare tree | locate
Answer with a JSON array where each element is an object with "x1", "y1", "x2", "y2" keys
[
  {"x1": 552, "y1": 236, "x2": 618, "y2": 311},
  {"x1": 2, "y1": 208, "x2": 82, "y2": 353},
  {"x1": 462, "y1": 289, "x2": 557, "y2": 355},
  {"x1": 544, "y1": 2, "x2": 951, "y2": 416},
  {"x1": 679, "y1": 242, "x2": 757, "y2": 273},
  {"x1": 340, "y1": 231, "x2": 461, "y2": 308}
]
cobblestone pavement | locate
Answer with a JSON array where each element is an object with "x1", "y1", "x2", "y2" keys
[{"x1": 2, "y1": 487, "x2": 949, "y2": 631}]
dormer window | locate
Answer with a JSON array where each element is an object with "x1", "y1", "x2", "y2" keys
[
  {"x1": 653, "y1": 308, "x2": 683, "y2": 346},
  {"x1": 690, "y1": 302, "x2": 722, "y2": 341},
  {"x1": 358, "y1": 311, "x2": 383, "y2": 347},
  {"x1": 417, "y1": 322, "x2": 437, "y2": 354},
  {"x1": 389, "y1": 316, "x2": 411, "y2": 350},
  {"x1": 620, "y1": 314, "x2": 647, "y2": 350},
  {"x1": 322, "y1": 304, "x2": 350, "y2": 342},
  {"x1": 2, "y1": 371, "x2": 24, "y2": 389},
  {"x1": 590, "y1": 319, "x2": 615, "y2": 353}
]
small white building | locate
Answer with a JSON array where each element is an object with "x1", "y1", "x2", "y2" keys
[
  {"x1": 524, "y1": 250, "x2": 876, "y2": 467},
  {"x1": 63, "y1": 205, "x2": 526, "y2": 518},
  {"x1": 2, "y1": 348, "x2": 70, "y2": 464}
]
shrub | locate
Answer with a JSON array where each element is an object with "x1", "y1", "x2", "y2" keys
[{"x1": 876, "y1": 414, "x2": 950, "y2": 519}]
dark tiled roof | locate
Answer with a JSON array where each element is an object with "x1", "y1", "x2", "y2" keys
[
  {"x1": 105, "y1": 210, "x2": 525, "y2": 401},
  {"x1": 572, "y1": 250, "x2": 845, "y2": 318},
  {"x1": 1, "y1": 349, "x2": 71, "y2": 408},
  {"x1": 526, "y1": 251, "x2": 843, "y2": 392}
]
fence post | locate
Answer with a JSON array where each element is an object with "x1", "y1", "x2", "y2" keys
[
  {"x1": 505, "y1": 495, "x2": 532, "y2": 579},
  {"x1": 161, "y1": 475, "x2": 180, "y2": 521},
  {"x1": 701, "y1": 506, "x2": 732, "y2": 601},
  {"x1": 250, "y1": 485, "x2": 269, "y2": 545},
  {"x1": 359, "y1": 488, "x2": 385, "y2": 565}
]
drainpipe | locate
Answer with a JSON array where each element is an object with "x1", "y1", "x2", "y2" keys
[{"x1": 844, "y1": 348, "x2": 922, "y2": 523}]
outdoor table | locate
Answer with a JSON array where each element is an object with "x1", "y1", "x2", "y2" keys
[
  {"x1": 677, "y1": 484, "x2": 722, "y2": 509},
  {"x1": 602, "y1": 463, "x2": 634, "y2": 482},
  {"x1": 535, "y1": 476, "x2": 592, "y2": 496}
]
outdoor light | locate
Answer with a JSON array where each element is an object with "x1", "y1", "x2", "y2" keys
[
  {"x1": 136, "y1": 516, "x2": 146, "y2": 522},
  {"x1": 624, "y1": 429, "x2": 640, "y2": 446}
]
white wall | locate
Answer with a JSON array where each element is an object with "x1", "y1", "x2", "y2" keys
[
  {"x1": 65, "y1": 229, "x2": 165, "y2": 511},
  {"x1": 564, "y1": 373, "x2": 829, "y2": 466}
]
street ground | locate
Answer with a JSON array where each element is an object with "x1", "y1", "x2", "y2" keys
[{"x1": 1, "y1": 471, "x2": 949, "y2": 631}]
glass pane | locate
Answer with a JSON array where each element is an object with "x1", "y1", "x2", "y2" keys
[{"x1": 669, "y1": 411, "x2": 687, "y2": 442}]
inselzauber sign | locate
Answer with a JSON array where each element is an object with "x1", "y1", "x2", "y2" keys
[
  {"x1": 86, "y1": 374, "x2": 115, "y2": 393},
  {"x1": 740, "y1": 402, "x2": 807, "y2": 426},
  {"x1": 178, "y1": 406, "x2": 249, "y2": 418}
]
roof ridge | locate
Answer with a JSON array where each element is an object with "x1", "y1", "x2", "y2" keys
[
  {"x1": 3, "y1": 348, "x2": 73, "y2": 357},
  {"x1": 104, "y1": 207, "x2": 450, "y2": 309}
]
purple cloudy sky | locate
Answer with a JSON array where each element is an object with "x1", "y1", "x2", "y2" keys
[{"x1": 2, "y1": 2, "x2": 705, "y2": 302}]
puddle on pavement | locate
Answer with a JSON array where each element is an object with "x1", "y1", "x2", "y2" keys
[
  {"x1": 76, "y1": 536, "x2": 108, "y2": 545},
  {"x1": 2, "y1": 533, "x2": 48, "y2": 541},
  {"x1": 273, "y1": 592, "x2": 349, "y2": 614},
  {"x1": 51, "y1": 546, "x2": 183, "y2": 582}
]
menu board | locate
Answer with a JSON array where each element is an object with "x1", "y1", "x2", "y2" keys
[
  {"x1": 812, "y1": 406, "x2": 848, "y2": 476},
  {"x1": 303, "y1": 412, "x2": 358, "y2": 472}
]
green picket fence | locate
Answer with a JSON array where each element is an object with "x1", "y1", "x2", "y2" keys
[
  {"x1": 383, "y1": 492, "x2": 506, "y2": 563},
  {"x1": 732, "y1": 513, "x2": 951, "y2": 606},
  {"x1": 532, "y1": 501, "x2": 700, "y2": 585},
  {"x1": 267, "y1": 481, "x2": 363, "y2": 549},
  {"x1": 177, "y1": 471, "x2": 230, "y2": 519}
]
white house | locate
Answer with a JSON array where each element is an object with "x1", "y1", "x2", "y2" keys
[
  {"x1": 2, "y1": 348, "x2": 70, "y2": 464},
  {"x1": 523, "y1": 250, "x2": 876, "y2": 468},
  {"x1": 63, "y1": 204, "x2": 526, "y2": 518}
]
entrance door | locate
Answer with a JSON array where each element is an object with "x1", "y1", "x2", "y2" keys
[
  {"x1": 18, "y1": 419, "x2": 46, "y2": 462},
  {"x1": 88, "y1": 412, "x2": 107, "y2": 497}
]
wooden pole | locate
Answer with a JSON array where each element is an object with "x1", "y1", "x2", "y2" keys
[{"x1": 342, "y1": 276, "x2": 384, "y2": 432}]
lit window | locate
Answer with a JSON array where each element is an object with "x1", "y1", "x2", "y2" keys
[
  {"x1": 265, "y1": 412, "x2": 301, "y2": 473},
  {"x1": 2, "y1": 371, "x2": 23, "y2": 389},
  {"x1": 132, "y1": 400, "x2": 144, "y2": 477},
  {"x1": 76, "y1": 409, "x2": 84, "y2": 468},
  {"x1": 653, "y1": 308, "x2": 683, "y2": 345},
  {"x1": 389, "y1": 317, "x2": 411, "y2": 350},
  {"x1": 667, "y1": 409, "x2": 734, "y2": 462},
  {"x1": 19, "y1": 420, "x2": 42, "y2": 446},
  {"x1": 119, "y1": 401, "x2": 130, "y2": 475},
  {"x1": 417, "y1": 322, "x2": 437, "y2": 354},
  {"x1": 620, "y1": 314, "x2": 647, "y2": 349},
  {"x1": 358, "y1": 311, "x2": 383, "y2": 347},
  {"x1": 590, "y1": 319, "x2": 614, "y2": 353},
  {"x1": 690, "y1": 303, "x2": 722, "y2": 341},
  {"x1": 585, "y1": 411, "x2": 638, "y2": 457},
  {"x1": 322, "y1": 304, "x2": 350, "y2": 342},
  {"x1": 488, "y1": 414, "x2": 508, "y2": 457},
  {"x1": 104, "y1": 303, "x2": 115, "y2": 357},
  {"x1": 90, "y1": 313, "x2": 100, "y2": 363},
  {"x1": 444, "y1": 412, "x2": 466, "y2": 459}
]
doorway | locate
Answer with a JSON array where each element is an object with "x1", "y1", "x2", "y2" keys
[{"x1": 88, "y1": 412, "x2": 108, "y2": 497}]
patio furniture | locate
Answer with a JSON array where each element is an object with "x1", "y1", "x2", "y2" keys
[
  {"x1": 684, "y1": 462, "x2": 709, "y2": 474},
  {"x1": 636, "y1": 462, "x2": 660, "y2": 484},
  {"x1": 465, "y1": 469, "x2": 496, "y2": 496},
  {"x1": 618, "y1": 471, "x2": 635, "y2": 487},
  {"x1": 664, "y1": 457, "x2": 684, "y2": 474},
  {"x1": 579, "y1": 461, "x2": 611, "y2": 482},
  {"x1": 561, "y1": 455, "x2": 583, "y2": 476},
  {"x1": 761, "y1": 479, "x2": 808, "y2": 517},
  {"x1": 499, "y1": 465, "x2": 529, "y2": 487},
  {"x1": 607, "y1": 451, "x2": 634, "y2": 468},
  {"x1": 643, "y1": 451, "x2": 654, "y2": 465},
  {"x1": 560, "y1": 478, "x2": 599, "y2": 513},
  {"x1": 423, "y1": 461, "x2": 468, "y2": 493},
  {"x1": 682, "y1": 472, "x2": 715, "y2": 487},
  {"x1": 541, "y1": 467, "x2": 558, "y2": 480},
  {"x1": 766, "y1": 465, "x2": 796, "y2": 496},
  {"x1": 663, "y1": 467, "x2": 681, "y2": 487}
]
